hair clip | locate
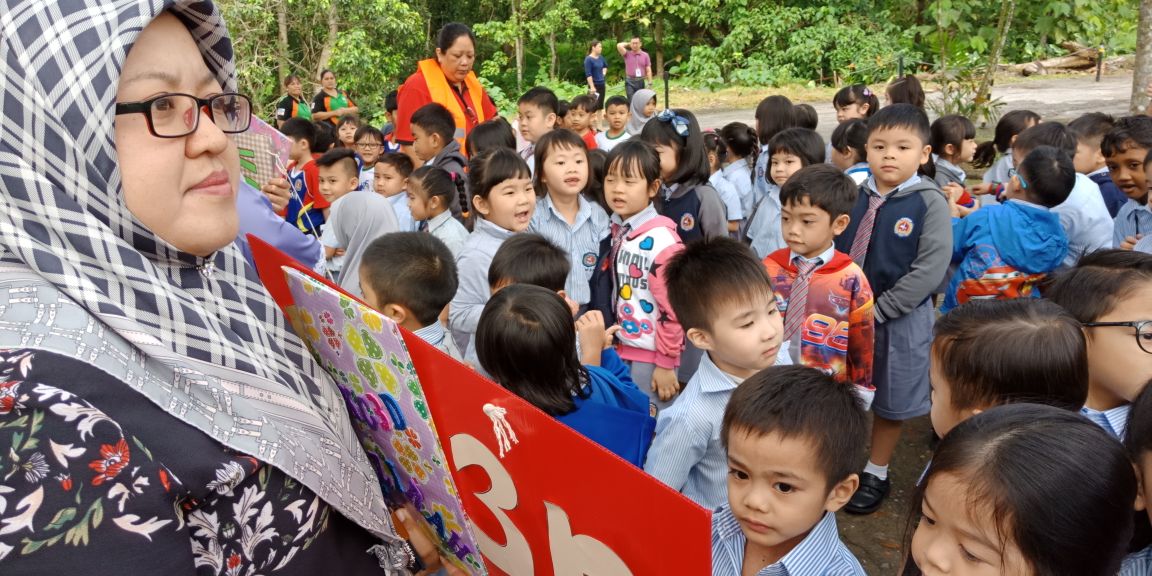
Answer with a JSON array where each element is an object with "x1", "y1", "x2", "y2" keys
[
  {"x1": 862, "y1": 87, "x2": 872, "y2": 97},
  {"x1": 656, "y1": 109, "x2": 690, "y2": 138}
]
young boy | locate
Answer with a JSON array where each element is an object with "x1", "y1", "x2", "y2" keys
[
  {"x1": 1102, "y1": 115, "x2": 1152, "y2": 249},
  {"x1": 517, "y1": 86, "x2": 559, "y2": 170},
  {"x1": 567, "y1": 94, "x2": 599, "y2": 150},
  {"x1": 359, "y1": 232, "x2": 461, "y2": 360},
  {"x1": 745, "y1": 128, "x2": 825, "y2": 259},
  {"x1": 375, "y1": 153, "x2": 416, "y2": 232},
  {"x1": 832, "y1": 104, "x2": 952, "y2": 515},
  {"x1": 712, "y1": 365, "x2": 867, "y2": 575},
  {"x1": 763, "y1": 164, "x2": 875, "y2": 409},
  {"x1": 943, "y1": 145, "x2": 1074, "y2": 313},
  {"x1": 1012, "y1": 122, "x2": 1112, "y2": 269},
  {"x1": 1069, "y1": 112, "x2": 1126, "y2": 217},
  {"x1": 381, "y1": 90, "x2": 402, "y2": 154},
  {"x1": 411, "y1": 102, "x2": 467, "y2": 219},
  {"x1": 354, "y1": 125, "x2": 386, "y2": 192},
  {"x1": 645, "y1": 236, "x2": 788, "y2": 510},
  {"x1": 280, "y1": 117, "x2": 330, "y2": 235},
  {"x1": 315, "y1": 148, "x2": 362, "y2": 277},
  {"x1": 595, "y1": 95, "x2": 631, "y2": 152}
]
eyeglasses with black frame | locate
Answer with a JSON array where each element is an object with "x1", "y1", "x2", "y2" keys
[
  {"x1": 1082, "y1": 320, "x2": 1152, "y2": 354},
  {"x1": 115, "y1": 93, "x2": 252, "y2": 138}
]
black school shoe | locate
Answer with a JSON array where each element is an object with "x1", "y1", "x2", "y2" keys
[{"x1": 844, "y1": 472, "x2": 890, "y2": 515}]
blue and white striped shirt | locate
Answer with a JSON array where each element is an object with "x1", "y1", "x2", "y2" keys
[
  {"x1": 529, "y1": 194, "x2": 609, "y2": 305},
  {"x1": 1081, "y1": 404, "x2": 1131, "y2": 439},
  {"x1": 712, "y1": 506, "x2": 865, "y2": 576},
  {"x1": 1120, "y1": 546, "x2": 1152, "y2": 576},
  {"x1": 1114, "y1": 199, "x2": 1152, "y2": 248},
  {"x1": 644, "y1": 348, "x2": 791, "y2": 510},
  {"x1": 413, "y1": 321, "x2": 461, "y2": 361}
]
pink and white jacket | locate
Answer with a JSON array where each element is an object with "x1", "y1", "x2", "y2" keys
[{"x1": 612, "y1": 205, "x2": 685, "y2": 369}]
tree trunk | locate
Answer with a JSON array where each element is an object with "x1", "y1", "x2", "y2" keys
[
  {"x1": 513, "y1": 0, "x2": 524, "y2": 92},
  {"x1": 653, "y1": 17, "x2": 664, "y2": 82},
  {"x1": 976, "y1": 0, "x2": 1016, "y2": 106},
  {"x1": 549, "y1": 30, "x2": 558, "y2": 81},
  {"x1": 316, "y1": 0, "x2": 340, "y2": 79},
  {"x1": 276, "y1": 0, "x2": 289, "y2": 88},
  {"x1": 1133, "y1": 0, "x2": 1152, "y2": 114}
]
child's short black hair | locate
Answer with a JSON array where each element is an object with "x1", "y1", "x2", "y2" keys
[
  {"x1": 830, "y1": 119, "x2": 868, "y2": 163},
  {"x1": 312, "y1": 121, "x2": 337, "y2": 153},
  {"x1": 1013, "y1": 122, "x2": 1076, "y2": 157},
  {"x1": 315, "y1": 147, "x2": 360, "y2": 179},
  {"x1": 337, "y1": 115, "x2": 361, "y2": 130},
  {"x1": 604, "y1": 95, "x2": 629, "y2": 110},
  {"x1": 487, "y1": 233, "x2": 570, "y2": 292},
  {"x1": 867, "y1": 103, "x2": 930, "y2": 145},
  {"x1": 793, "y1": 103, "x2": 818, "y2": 130},
  {"x1": 665, "y1": 237, "x2": 774, "y2": 332},
  {"x1": 384, "y1": 90, "x2": 399, "y2": 113},
  {"x1": 930, "y1": 114, "x2": 976, "y2": 161},
  {"x1": 832, "y1": 84, "x2": 879, "y2": 117},
  {"x1": 518, "y1": 86, "x2": 559, "y2": 116},
  {"x1": 886, "y1": 74, "x2": 925, "y2": 109},
  {"x1": 556, "y1": 100, "x2": 570, "y2": 120},
  {"x1": 586, "y1": 148, "x2": 609, "y2": 213},
  {"x1": 408, "y1": 165, "x2": 465, "y2": 211},
  {"x1": 933, "y1": 299, "x2": 1088, "y2": 414},
  {"x1": 974, "y1": 109, "x2": 1041, "y2": 167},
  {"x1": 466, "y1": 117, "x2": 517, "y2": 159},
  {"x1": 1044, "y1": 249, "x2": 1152, "y2": 323},
  {"x1": 605, "y1": 139, "x2": 661, "y2": 184},
  {"x1": 411, "y1": 102, "x2": 456, "y2": 144},
  {"x1": 375, "y1": 152, "x2": 414, "y2": 178},
  {"x1": 1068, "y1": 112, "x2": 1115, "y2": 149},
  {"x1": 468, "y1": 148, "x2": 532, "y2": 204},
  {"x1": 281, "y1": 118, "x2": 315, "y2": 149},
  {"x1": 754, "y1": 95, "x2": 795, "y2": 145},
  {"x1": 354, "y1": 125, "x2": 384, "y2": 146},
  {"x1": 768, "y1": 128, "x2": 825, "y2": 166},
  {"x1": 569, "y1": 94, "x2": 597, "y2": 113},
  {"x1": 360, "y1": 232, "x2": 458, "y2": 326},
  {"x1": 532, "y1": 129, "x2": 589, "y2": 197},
  {"x1": 722, "y1": 365, "x2": 867, "y2": 490},
  {"x1": 1101, "y1": 115, "x2": 1152, "y2": 158},
  {"x1": 1016, "y1": 145, "x2": 1076, "y2": 208},
  {"x1": 779, "y1": 164, "x2": 858, "y2": 220}
]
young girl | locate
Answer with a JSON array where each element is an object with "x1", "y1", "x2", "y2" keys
[
  {"x1": 930, "y1": 114, "x2": 977, "y2": 208},
  {"x1": 590, "y1": 140, "x2": 685, "y2": 407},
  {"x1": 625, "y1": 89, "x2": 657, "y2": 136},
  {"x1": 886, "y1": 74, "x2": 925, "y2": 109},
  {"x1": 718, "y1": 122, "x2": 759, "y2": 225},
  {"x1": 929, "y1": 299, "x2": 1088, "y2": 439},
  {"x1": 703, "y1": 131, "x2": 743, "y2": 234},
  {"x1": 407, "y1": 165, "x2": 470, "y2": 258},
  {"x1": 833, "y1": 84, "x2": 879, "y2": 123},
  {"x1": 973, "y1": 109, "x2": 1041, "y2": 194},
  {"x1": 752, "y1": 95, "x2": 796, "y2": 216},
  {"x1": 640, "y1": 108, "x2": 727, "y2": 243},
  {"x1": 529, "y1": 129, "x2": 609, "y2": 311},
  {"x1": 586, "y1": 148, "x2": 610, "y2": 214},
  {"x1": 465, "y1": 117, "x2": 517, "y2": 159},
  {"x1": 1045, "y1": 249, "x2": 1152, "y2": 439},
  {"x1": 906, "y1": 404, "x2": 1135, "y2": 576},
  {"x1": 476, "y1": 284, "x2": 656, "y2": 466},
  {"x1": 745, "y1": 127, "x2": 825, "y2": 259},
  {"x1": 337, "y1": 115, "x2": 360, "y2": 148},
  {"x1": 830, "y1": 119, "x2": 870, "y2": 184},
  {"x1": 448, "y1": 148, "x2": 536, "y2": 356}
]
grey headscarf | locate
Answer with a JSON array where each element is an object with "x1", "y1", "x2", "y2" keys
[
  {"x1": 626, "y1": 88, "x2": 657, "y2": 136},
  {"x1": 333, "y1": 191, "x2": 400, "y2": 297},
  {"x1": 0, "y1": 0, "x2": 407, "y2": 565}
]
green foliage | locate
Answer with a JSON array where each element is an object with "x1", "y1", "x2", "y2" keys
[{"x1": 929, "y1": 62, "x2": 1006, "y2": 126}]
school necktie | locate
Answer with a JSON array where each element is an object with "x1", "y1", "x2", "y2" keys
[
  {"x1": 609, "y1": 222, "x2": 631, "y2": 262},
  {"x1": 418, "y1": 220, "x2": 428, "y2": 232},
  {"x1": 520, "y1": 144, "x2": 534, "y2": 161},
  {"x1": 849, "y1": 193, "x2": 886, "y2": 266},
  {"x1": 783, "y1": 258, "x2": 819, "y2": 341}
]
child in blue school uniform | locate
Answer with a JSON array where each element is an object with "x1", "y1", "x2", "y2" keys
[
  {"x1": 832, "y1": 104, "x2": 952, "y2": 515},
  {"x1": 475, "y1": 284, "x2": 655, "y2": 466},
  {"x1": 640, "y1": 108, "x2": 728, "y2": 243}
]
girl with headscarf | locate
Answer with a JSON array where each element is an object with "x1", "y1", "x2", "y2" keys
[
  {"x1": 625, "y1": 88, "x2": 658, "y2": 136},
  {"x1": 331, "y1": 192, "x2": 401, "y2": 298},
  {"x1": 0, "y1": 1, "x2": 410, "y2": 572}
]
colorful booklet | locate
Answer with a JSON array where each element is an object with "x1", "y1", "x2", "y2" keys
[
  {"x1": 282, "y1": 267, "x2": 486, "y2": 575},
  {"x1": 234, "y1": 117, "x2": 294, "y2": 191}
]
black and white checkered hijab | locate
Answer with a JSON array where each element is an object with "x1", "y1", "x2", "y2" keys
[{"x1": 0, "y1": 0, "x2": 406, "y2": 559}]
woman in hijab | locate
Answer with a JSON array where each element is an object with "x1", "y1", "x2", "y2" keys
[
  {"x1": 0, "y1": 1, "x2": 411, "y2": 572},
  {"x1": 625, "y1": 88, "x2": 658, "y2": 136},
  {"x1": 331, "y1": 192, "x2": 400, "y2": 298}
]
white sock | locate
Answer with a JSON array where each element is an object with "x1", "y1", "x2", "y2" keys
[{"x1": 863, "y1": 461, "x2": 889, "y2": 481}]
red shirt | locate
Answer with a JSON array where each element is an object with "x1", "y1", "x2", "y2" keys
[
  {"x1": 582, "y1": 129, "x2": 598, "y2": 150},
  {"x1": 394, "y1": 66, "x2": 498, "y2": 145},
  {"x1": 287, "y1": 156, "x2": 329, "y2": 211}
]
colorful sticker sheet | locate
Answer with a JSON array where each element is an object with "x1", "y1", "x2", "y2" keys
[
  {"x1": 282, "y1": 267, "x2": 486, "y2": 575},
  {"x1": 234, "y1": 117, "x2": 293, "y2": 191}
]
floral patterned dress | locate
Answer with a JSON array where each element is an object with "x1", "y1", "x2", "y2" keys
[{"x1": 0, "y1": 349, "x2": 386, "y2": 574}]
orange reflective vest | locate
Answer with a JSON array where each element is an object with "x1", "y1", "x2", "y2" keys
[{"x1": 416, "y1": 58, "x2": 487, "y2": 153}]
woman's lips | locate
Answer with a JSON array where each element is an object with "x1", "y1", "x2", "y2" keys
[{"x1": 188, "y1": 170, "x2": 232, "y2": 197}]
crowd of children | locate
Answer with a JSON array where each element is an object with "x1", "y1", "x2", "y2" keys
[{"x1": 264, "y1": 69, "x2": 1152, "y2": 575}]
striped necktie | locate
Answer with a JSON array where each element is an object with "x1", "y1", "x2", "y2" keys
[
  {"x1": 849, "y1": 193, "x2": 886, "y2": 265},
  {"x1": 783, "y1": 258, "x2": 819, "y2": 341},
  {"x1": 418, "y1": 220, "x2": 428, "y2": 232}
]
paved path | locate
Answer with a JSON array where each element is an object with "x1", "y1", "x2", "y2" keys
[{"x1": 696, "y1": 73, "x2": 1138, "y2": 136}]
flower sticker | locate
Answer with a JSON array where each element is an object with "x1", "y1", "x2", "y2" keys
[{"x1": 89, "y1": 438, "x2": 130, "y2": 486}]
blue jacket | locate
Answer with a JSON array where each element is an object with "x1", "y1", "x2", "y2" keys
[
  {"x1": 942, "y1": 200, "x2": 1068, "y2": 312},
  {"x1": 558, "y1": 348, "x2": 656, "y2": 467}
]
